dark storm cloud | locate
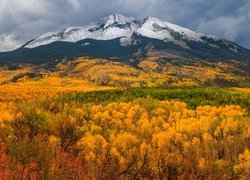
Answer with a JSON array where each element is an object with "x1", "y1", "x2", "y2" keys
[{"x1": 0, "y1": 0, "x2": 249, "y2": 51}]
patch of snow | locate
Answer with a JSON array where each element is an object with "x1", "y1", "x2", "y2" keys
[
  {"x1": 136, "y1": 17, "x2": 173, "y2": 40},
  {"x1": 81, "y1": 42, "x2": 90, "y2": 46}
]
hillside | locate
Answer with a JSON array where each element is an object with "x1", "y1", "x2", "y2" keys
[{"x1": 0, "y1": 57, "x2": 249, "y2": 90}]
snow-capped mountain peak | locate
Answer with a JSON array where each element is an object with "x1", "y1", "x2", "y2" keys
[
  {"x1": 23, "y1": 14, "x2": 213, "y2": 49},
  {"x1": 137, "y1": 16, "x2": 204, "y2": 41}
]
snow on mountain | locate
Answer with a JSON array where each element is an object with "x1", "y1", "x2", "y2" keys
[
  {"x1": 24, "y1": 14, "x2": 213, "y2": 49},
  {"x1": 97, "y1": 14, "x2": 136, "y2": 28}
]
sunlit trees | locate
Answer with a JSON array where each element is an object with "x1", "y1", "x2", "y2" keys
[
  {"x1": 234, "y1": 149, "x2": 250, "y2": 179},
  {"x1": 0, "y1": 56, "x2": 249, "y2": 179},
  {"x1": 0, "y1": 86, "x2": 249, "y2": 179}
]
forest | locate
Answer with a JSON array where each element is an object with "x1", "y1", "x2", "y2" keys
[{"x1": 0, "y1": 85, "x2": 249, "y2": 179}]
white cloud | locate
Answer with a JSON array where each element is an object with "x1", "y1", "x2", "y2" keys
[
  {"x1": 67, "y1": 0, "x2": 81, "y2": 11},
  {"x1": 0, "y1": 34, "x2": 21, "y2": 52}
]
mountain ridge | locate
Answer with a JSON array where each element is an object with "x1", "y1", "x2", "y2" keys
[{"x1": 0, "y1": 14, "x2": 250, "y2": 65}]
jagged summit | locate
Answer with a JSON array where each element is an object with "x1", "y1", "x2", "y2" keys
[{"x1": 97, "y1": 14, "x2": 136, "y2": 27}]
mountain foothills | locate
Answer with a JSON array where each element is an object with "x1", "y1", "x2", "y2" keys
[
  {"x1": 0, "y1": 57, "x2": 249, "y2": 88},
  {"x1": 0, "y1": 14, "x2": 250, "y2": 179}
]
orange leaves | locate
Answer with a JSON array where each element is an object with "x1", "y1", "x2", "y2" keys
[
  {"x1": 75, "y1": 99, "x2": 248, "y2": 178},
  {"x1": 0, "y1": 153, "x2": 7, "y2": 168},
  {"x1": 111, "y1": 132, "x2": 139, "y2": 152},
  {"x1": 183, "y1": 142, "x2": 191, "y2": 152},
  {"x1": 214, "y1": 117, "x2": 244, "y2": 138},
  {"x1": 191, "y1": 137, "x2": 201, "y2": 147},
  {"x1": 202, "y1": 133, "x2": 213, "y2": 144},
  {"x1": 0, "y1": 95, "x2": 249, "y2": 179},
  {"x1": 137, "y1": 112, "x2": 152, "y2": 136},
  {"x1": 139, "y1": 143, "x2": 148, "y2": 157},
  {"x1": 0, "y1": 143, "x2": 40, "y2": 180},
  {"x1": 15, "y1": 112, "x2": 24, "y2": 121},
  {"x1": 0, "y1": 75, "x2": 112, "y2": 101},
  {"x1": 196, "y1": 105, "x2": 246, "y2": 118},
  {"x1": 0, "y1": 112, "x2": 14, "y2": 123},
  {"x1": 77, "y1": 133, "x2": 107, "y2": 160},
  {"x1": 0, "y1": 102, "x2": 16, "y2": 125},
  {"x1": 2, "y1": 57, "x2": 248, "y2": 89},
  {"x1": 234, "y1": 149, "x2": 250, "y2": 179}
]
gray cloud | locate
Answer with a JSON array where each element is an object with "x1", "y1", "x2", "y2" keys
[
  {"x1": 0, "y1": 34, "x2": 21, "y2": 52},
  {"x1": 0, "y1": 0, "x2": 249, "y2": 52}
]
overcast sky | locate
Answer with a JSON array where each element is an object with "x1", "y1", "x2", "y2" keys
[{"x1": 0, "y1": 0, "x2": 249, "y2": 52}]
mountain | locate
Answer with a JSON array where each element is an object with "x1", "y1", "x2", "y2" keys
[
  {"x1": 23, "y1": 14, "x2": 204, "y2": 48},
  {"x1": 0, "y1": 14, "x2": 250, "y2": 64}
]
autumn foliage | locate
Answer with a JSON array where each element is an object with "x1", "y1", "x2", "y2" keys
[
  {"x1": 0, "y1": 57, "x2": 249, "y2": 179},
  {"x1": 0, "y1": 95, "x2": 249, "y2": 179}
]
